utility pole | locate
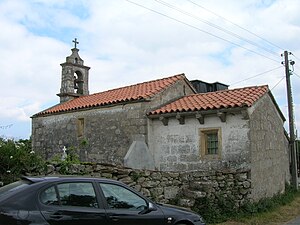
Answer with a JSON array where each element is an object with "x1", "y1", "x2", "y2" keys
[{"x1": 282, "y1": 50, "x2": 298, "y2": 189}]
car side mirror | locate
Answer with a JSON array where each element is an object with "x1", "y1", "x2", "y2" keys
[
  {"x1": 139, "y1": 202, "x2": 157, "y2": 215},
  {"x1": 148, "y1": 202, "x2": 157, "y2": 211}
]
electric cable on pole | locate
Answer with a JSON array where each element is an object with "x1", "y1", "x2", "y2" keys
[{"x1": 282, "y1": 50, "x2": 298, "y2": 189}]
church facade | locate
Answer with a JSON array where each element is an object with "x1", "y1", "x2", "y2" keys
[
  {"x1": 31, "y1": 45, "x2": 196, "y2": 165},
  {"x1": 31, "y1": 45, "x2": 290, "y2": 200}
]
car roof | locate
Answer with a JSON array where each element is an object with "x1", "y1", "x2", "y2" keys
[{"x1": 22, "y1": 176, "x2": 120, "y2": 184}]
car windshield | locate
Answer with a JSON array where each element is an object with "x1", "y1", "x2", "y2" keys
[{"x1": 0, "y1": 180, "x2": 31, "y2": 198}]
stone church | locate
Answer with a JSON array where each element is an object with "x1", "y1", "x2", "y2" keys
[{"x1": 32, "y1": 44, "x2": 290, "y2": 200}]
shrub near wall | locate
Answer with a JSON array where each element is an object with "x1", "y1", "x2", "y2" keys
[
  {"x1": 0, "y1": 138, "x2": 45, "y2": 184},
  {"x1": 45, "y1": 163, "x2": 252, "y2": 212}
]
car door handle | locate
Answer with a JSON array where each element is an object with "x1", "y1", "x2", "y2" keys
[
  {"x1": 50, "y1": 215, "x2": 63, "y2": 219},
  {"x1": 50, "y1": 212, "x2": 63, "y2": 220},
  {"x1": 109, "y1": 215, "x2": 120, "y2": 222}
]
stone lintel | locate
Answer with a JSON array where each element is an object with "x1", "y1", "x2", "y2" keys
[
  {"x1": 159, "y1": 116, "x2": 169, "y2": 126},
  {"x1": 176, "y1": 113, "x2": 185, "y2": 125},
  {"x1": 57, "y1": 92, "x2": 81, "y2": 98},
  {"x1": 195, "y1": 113, "x2": 204, "y2": 124}
]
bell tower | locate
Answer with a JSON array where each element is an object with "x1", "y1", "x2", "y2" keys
[{"x1": 57, "y1": 38, "x2": 91, "y2": 103}]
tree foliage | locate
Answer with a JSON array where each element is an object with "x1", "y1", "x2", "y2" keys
[{"x1": 0, "y1": 137, "x2": 46, "y2": 184}]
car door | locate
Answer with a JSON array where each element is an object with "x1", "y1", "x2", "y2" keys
[
  {"x1": 98, "y1": 182, "x2": 165, "y2": 225},
  {"x1": 39, "y1": 181, "x2": 107, "y2": 225}
]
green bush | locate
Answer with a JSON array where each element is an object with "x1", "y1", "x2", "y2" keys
[
  {"x1": 192, "y1": 194, "x2": 238, "y2": 224},
  {"x1": 239, "y1": 184, "x2": 298, "y2": 217},
  {"x1": 192, "y1": 184, "x2": 299, "y2": 224},
  {"x1": 0, "y1": 137, "x2": 46, "y2": 184},
  {"x1": 49, "y1": 146, "x2": 80, "y2": 174}
]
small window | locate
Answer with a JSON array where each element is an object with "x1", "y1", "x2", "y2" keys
[
  {"x1": 99, "y1": 183, "x2": 147, "y2": 211},
  {"x1": 207, "y1": 133, "x2": 218, "y2": 154},
  {"x1": 40, "y1": 186, "x2": 59, "y2": 205},
  {"x1": 57, "y1": 182, "x2": 98, "y2": 208},
  {"x1": 200, "y1": 128, "x2": 221, "y2": 159},
  {"x1": 77, "y1": 118, "x2": 85, "y2": 137}
]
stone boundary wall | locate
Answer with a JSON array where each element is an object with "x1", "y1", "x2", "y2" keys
[{"x1": 46, "y1": 163, "x2": 252, "y2": 209}]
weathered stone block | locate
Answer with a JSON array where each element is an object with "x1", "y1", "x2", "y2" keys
[
  {"x1": 141, "y1": 180, "x2": 159, "y2": 188},
  {"x1": 172, "y1": 180, "x2": 181, "y2": 186},
  {"x1": 240, "y1": 188, "x2": 249, "y2": 195},
  {"x1": 137, "y1": 177, "x2": 146, "y2": 183},
  {"x1": 179, "y1": 154, "x2": 198, "y2": 162},
  {"x1": 150, "y1": 187, "x2": 164, "y2": 197},
  {"x1": 178, "y1": 145, "x2": 191, "y2": 154},
  {"x1": 141, "y1": 188, "x2": 151, "y2": 197},
  {"x1": 102, "y1": 173, "x2": 113, "y2": 178},
  {"x1": 164, "y1": 186, "x2": 179, "y2": 199},
  {"x1": 132, "y1": 184, "x2": 141, "y2": 192},
  {"x1": 242, "y1": 181, "x2": 251, "y2": 189},
  {"x1": 151, "y1": 172, "x2": 162, "y2": 180},
  {"x1": 236, "y1": 173, "x2": 248, "y2": 181},
  {"x1": 178, "y1": 198, "x2": 195, "y2": 208},
  {"x1": 119, "y1": 176, "x2": 133, "y2": 184}
]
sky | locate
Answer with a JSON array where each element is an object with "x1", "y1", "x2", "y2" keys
[{"x1": 0, "y1": 0, "x2": 300, "y2": 139}]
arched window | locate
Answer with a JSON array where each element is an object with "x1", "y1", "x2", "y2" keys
[{"x1": 74, "y1": 71, "x2": 83, "y2": 94}]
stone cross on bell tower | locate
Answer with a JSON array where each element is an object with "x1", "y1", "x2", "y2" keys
[
  {"x1": 57, "y1": 39, "x2": 91, "y2": 103},
  {"x1": 73, "y1": 38, "x2": 79, "y2": 48}
]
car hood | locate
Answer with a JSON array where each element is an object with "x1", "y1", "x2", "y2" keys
[{"x1": 158, "y1": 203, "x2": 194, "y2": 213}]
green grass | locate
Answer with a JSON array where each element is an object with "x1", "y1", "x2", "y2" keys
[
  {"x1": 215, "y1": 186, "x2": 300, "y2": 225},
  {"x1": 192, "y1": 184, "x2": 300, "y2": 224}
]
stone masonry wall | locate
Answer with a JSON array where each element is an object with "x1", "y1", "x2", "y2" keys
[
  {"x1": 248, "y1": 94, "x2": 290, "y2": 201},
  {"x1": 32, "y1": 103, "x2": 147, "y2": 165},
  {"x1": 45, "y1": 163, "x2": 252, "y2": 209},
  {"x1": 148, "y1": 112, "x2": 250, "y2": 171},
  {"x1": 32, "y1": 78, "x2": 196, "y2": 168}
]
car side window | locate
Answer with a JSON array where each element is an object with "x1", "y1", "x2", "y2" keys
[
  {"x1": 57, "y1": 182, "x2": 98, "y2": 208},
  {"x1": 40, "y1": 186, "x2": 59, "y2": 205},
  {"x1": 99, "y1": 183, "x2": 147, "y2": 211}
]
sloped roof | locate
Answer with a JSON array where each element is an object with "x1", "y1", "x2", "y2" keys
[
  {"x1": 34, "y1": 73, "x2": 187, "y2": 117},
  {"x1": 148, "y1": 85, "x2": 269, "y2": 115}
]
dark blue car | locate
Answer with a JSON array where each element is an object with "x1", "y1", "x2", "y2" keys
[{"x1": 0, "y1": 176, "x2": 205, "y2": 225}]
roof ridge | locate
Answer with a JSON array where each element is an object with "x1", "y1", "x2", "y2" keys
[
  {"x1": 33, "y1": 73, "x2": 187, "y2": 117},
  {"x1": 148, "y1": 84, "x2": 270, "y2": 116},
  {"x1": 88, "y1": 73, "x2": 186, "y2": 97}
]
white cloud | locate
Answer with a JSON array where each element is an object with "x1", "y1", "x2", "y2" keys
[
  {"x1": 0, "y1": 97, "x2": 41, "y2": 122},
  {"x1": 0, "y1": 0, "x2": 299, "y2": 139}
]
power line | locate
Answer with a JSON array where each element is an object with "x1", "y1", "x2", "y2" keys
[
  {"x1": 282, "y1": 53, "x2": 300, "y2": 75},
  {"x1": 292, "y1": 65, "x2": 300, "y2": 74},
  {"x1": 229, "y1": 66, "x2": 283, "y2": 86},
  {"x1": 126, "y1": 0, "x2": 280, "y2": 64},
  {"x1": 291, "y1": 53, "x2": 300, "y2": 61},
  {"x1": 294, "y1": 64, "x2": 300, "y2": 71},
  {"x1": 187, "y1": 0, "x2": 285, "y2": 51},
  {"x1": 290, "y1": 54, "x2": 300, "y2": 73},
  {"x1": 155, "y1": 0, "x2": 279, "y2": 57},
  {"x1": 270, "y1": 76, "x2": 285, "y2": 91},
  {"x1": 293, "y1": 72, "x2": 300, "y2": 79}
]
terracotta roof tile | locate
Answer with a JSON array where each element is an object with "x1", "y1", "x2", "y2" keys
[
  {"x1": 35, "y1": 73, "x2": 186, "y2": 116},
  {"x1": 148, "y1": 85, "x2": 269, "y2": 115}
]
